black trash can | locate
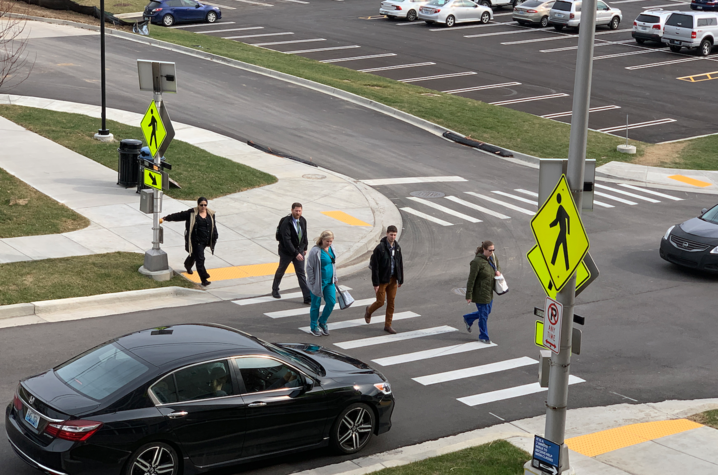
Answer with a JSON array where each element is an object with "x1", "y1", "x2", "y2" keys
[{"x1": 117, "y1": 139, "x2": 143, "y2": 187}]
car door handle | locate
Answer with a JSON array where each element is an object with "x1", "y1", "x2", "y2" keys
[
  {"x1": 248, "y1": 402, "x2": 267, "y2": 407},
  {"x1": 167, "y1": 411, "x2": 188, "y2": 419}
]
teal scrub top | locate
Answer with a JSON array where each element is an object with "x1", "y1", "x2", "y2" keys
[{"x1": 320, "y1": 248, "x2": 335, "y2": 286}]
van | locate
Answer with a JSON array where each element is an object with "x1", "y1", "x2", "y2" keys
[
  {"x1": 548, "y1": 0, "x2": 622, "y2": 31},
  {"x1": 662, "y1": 11, "x2": 718, "y2": 55}
]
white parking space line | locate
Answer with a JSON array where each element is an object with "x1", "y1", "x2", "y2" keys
[
  {"x1": 458, "y1": 376, "x2": 585, "y2": 406},
  {"x1": 429, "y1": 21, "x2": 517, "y2": 32},
  {"x1": 359, "y1": 62, "x2": 436, "y2": 73},
  {"x1": 490, "y1": 93, "x2": 568, "y2": 106},
  {"x1": 283, "y1": 0, "x2": 309, "y2": 3},
  {"x1": 594, "y1": 49, "x2": 662, "y2": 60},
  {"x1": 202, "y1": 2, "x2": 236, "y2": 8},
  {"x1": 372, "y1": 341, "x2": 496, "y2": 366},
  {"x1": 503, "y1": 29, "x2": 631, "y2": 45},
  {"x1": 491, "y1": 190, "x2": 538, "y2": 206},
  {"x1": 233, "y1": 0, "x2": 274, "y2": 5},
  {"x1": 299, "y1": 311, "x2": 420, "y2": 333},
  {"x1": 619, "y1": 184, "x2": 683, "y2": 200},
  {"x1": 542, "y1": 105, "x2": 621, "y2": 119},
  {"x1": 464, "y1": 29, "x2": 538, "y2": 38},
  {"x1": 647, "y1": 2, "x2": 690, "y2": 6},
  {"x1": 224, "y1": 32, "x2": 292, "y2": 39},
  {"x1": 264, "y1": 298, "x2": 376, "y2": 318},
  {"x1": 541, "y1": 39, "x2": 634, "y2": 52},
  {"x1": 599, "y1": 118, "x2": 676, "y2": 133},
  {"x1": 612, "y1": 0, "x2": 651, "y2": 3},
  {"x1": 465, "y1": 192, "x2": 535, "y2": 215},
  {"x1": 493, "y1": 12, "x2": 515, "y2": 16},
  {"x1": 321, "y1": 53, "x2": 397, "y2": 63},
  {"x1": 443, "y1": 82, "x2": 522, "y2": 94},
  {"x1": 362, "y1": 176, "x2": 467, "y2": 186},
  {"x1": 445, "y1": 196, "x2": 511, "y2": 219},
  {"x1": 286, "y1": 45, "x2": 361, "y2": 54},
  {"x1": 400, "y1": 207, "x2": 453, "y2": 226},
  {"x1": 399, "y1": 71, "x2": 477, "y2": 83},
  {"x1": 515, "y1": 189, "x2": 538, "y2": 197},
  {"x1": 594, "y1": 191, "x2": 637, "y2": 205},
  {"x1": 198, "y1": 27, "x2": 263, "y2": 34},
  {"x1": 625, "y1": 57, "x2": 702, "y2": 70},
  {"x1": 397, "y1": 21, "x2": 430, "y2": 26},
  {"x1": 413, "y1": 357, "x2": 538, "y2": 386},
  {"x1": 171, "y1": 22, "x2": 236, "y2": 28},
  {"x1": 335, "y1": 326, "x2": 459, "y2": 350},
  {"x1": 253, "y1": 38, "x2": 325, "y2": 46},
  {"x1": 408, "y1": 197, "x2": 482, "y2": 223},
  {"x1": 595, "y1": 184, "x2": 660, "y2": 202}
]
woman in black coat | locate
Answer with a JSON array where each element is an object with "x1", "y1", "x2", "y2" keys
[{"x1": 160, "y1": 197, "x2": 218, "y2": 286}]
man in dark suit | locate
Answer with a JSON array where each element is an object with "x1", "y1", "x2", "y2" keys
[{"x1": 272, "y1": 203, "x2": 311, "y2": 303}]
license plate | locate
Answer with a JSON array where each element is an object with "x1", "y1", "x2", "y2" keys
[
  {"x1": 144, "y1": 16, "x2": 150, "y2": 20},
  {"x1": 518, "y1": 10, "x2": 525, "y2": 14},
  {"x1": 556, "y1": 13, "x2": 563, "y2": 17},
  {"x1": 671, "y1": 39, "x2": 681, "y2": 45},
  {"x1": 24, "y1": 408, "x2": 40, "y2": 429},
  {"x1": 697, "y1": 5, "x2": 703, "y2": 8},
  {"x1": 640, "y1": 26, "x2": 647, "y2": 30}
]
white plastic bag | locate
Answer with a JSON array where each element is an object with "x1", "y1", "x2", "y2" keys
[{"x1": 494, "y1": 275, "x2": 509, "y2": 295}]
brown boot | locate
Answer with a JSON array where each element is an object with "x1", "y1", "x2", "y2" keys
[
  {"x1": 384, "y1": 325, "x2": 396, "y2": 334},
  {"x1": 364, "y1": 307, "x2": 371, "y2": 324}
]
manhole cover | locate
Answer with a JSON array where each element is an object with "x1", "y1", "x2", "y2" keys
[
  {"x1": 410, "y1": 191, "x2": 446, "y2": 199},
  {"x1": 452, "y1": 288, "x2": 467, "y2": 296},
  {"x1": 302, "y1": 174, "x2": 326, "y2": 180}
]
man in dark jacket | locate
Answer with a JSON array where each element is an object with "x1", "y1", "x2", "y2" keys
[
  {"x1": 364, "y1": 225, "x2": 403, "y2": 334},
  {"x1": 272, "y1": 203, "x2": 310, "y2": 303}
]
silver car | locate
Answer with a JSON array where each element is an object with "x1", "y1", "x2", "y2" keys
[
  {"x1": 380, "y1": 0, "x2": 433, "y2": 21},
  {"x1": 513, "y1": 0, "x2": 555, "y2": 27},
  {"x1": 663, "y1": 11, "x2": 718, "y2": 55},
  {"x1": 548, "y1": 0, "x2": 622, "y2": 31},
  {"x1": 418, "y1": 0, "x2": 493, "y2": 27}
]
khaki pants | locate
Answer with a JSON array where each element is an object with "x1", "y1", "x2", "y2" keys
[{"x1": 367, "y1": 277, "x2": 398, "y2": 326}]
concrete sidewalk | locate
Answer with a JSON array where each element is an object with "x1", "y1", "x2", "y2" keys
[
  {"x1": 0, "y1": 95, "x2": 399, "y2": 302},
  {"x1": 295, "y1": 398, "x2": 718, "y2": 475}
]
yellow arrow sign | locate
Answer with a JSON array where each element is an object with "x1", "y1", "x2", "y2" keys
[
  {"x1": 527, "y1": 245, "x2": 590, "y2": 299},
  {"x1": 141, "y1": 100, "x2": 166, "y2": 158},
  {"x1": 530, "y1": 174, "x2": 589, "y2": 292},
  {"x1": 143, "y1": 167, "x2": 163, "y2": 190}
]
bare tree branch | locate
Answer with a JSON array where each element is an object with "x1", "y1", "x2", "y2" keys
[{"x1": 0, "y1": 0, "x2": 35, "y2": 91}]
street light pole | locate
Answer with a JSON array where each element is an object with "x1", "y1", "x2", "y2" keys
[{"x1": 94, "y1": 0, "x2": 113, "y2": 142}]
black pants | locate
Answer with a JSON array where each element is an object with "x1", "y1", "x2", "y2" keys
[
  {"x1": 185, "y1": 242, "x2": 210, "y2": 283},
  {"x1": 272, "y1": 249, "x2": 310, "y2": 301}
]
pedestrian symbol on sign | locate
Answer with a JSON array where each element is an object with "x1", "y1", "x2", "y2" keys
[
  {"x1": 549, "y1": 193, "x2": 570, "y2": 271},
  {"x1": 147, "y1": 109, "x2": 158, "y2": 150},
  {"x1": 140, "y1": 100, "x2": 167, "y2": 158}
]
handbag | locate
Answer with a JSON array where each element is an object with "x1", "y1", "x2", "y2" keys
[
  {"x1": 335, "y1": 284, "x2": 355, "y2": 310},
  {"x1": 494, "y1": 275, "x2": 509, "y2": 295}
]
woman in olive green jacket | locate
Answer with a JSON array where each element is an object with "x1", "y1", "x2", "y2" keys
[{"x1": 464, "y1": 241, "x2": 501, "y2": 343}]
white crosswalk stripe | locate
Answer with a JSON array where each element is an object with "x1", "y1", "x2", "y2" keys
[
  {"x1": 458, "y1": 375, "x2": 585, "y2": 406},
  {"x1": 264, "y1": 298, "x2": 376, "y2": 318},
  {"x1": 408, "y1": 197, "x2": 482, "y2": 223},
  {"x1": 445, "y1": 196, "x2": 511, "y2": 220},
  {"x1": 362, "y1": 176, "x2": 467, "y2": 186},
  {"x1": 335, "y1": 326, "x2": 458, "y2": 350},
  {"x1": 515, "y1": 188, "x2": 614, "y2": 208},
  {"x1": 618, "y1": 184, "x2": 683, "y2": 200},
  {"x1": 594, "y1": 190, "x2": 637, "y2": 205},
  {"x1": 413, "y1": 357, "x2": 537, "y2": 386},
  {"x1": 465, "y1": 192, "x2": 535, "y2": 215},
  {"x1": 595, "y1": 184, "x2": 660, "y2": 203},
  {"x1": 372, "y1": 341, "x2": 496, "y2": 366},
  {"x1": 400, "y1": 207, "x2": 453, "y2": 226},
  {"x1": 298, "y1": 311, "x2": 420, "y2": 333},
  {"x1": 233, "y1": 287, "x2": 352, "y2": 306},
  {"x1": 491, "y1": 190, "x2": 538, "y2": 206}
]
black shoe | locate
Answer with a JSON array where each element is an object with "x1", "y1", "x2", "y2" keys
[
  {"x1": 201, "y1": 281, "x2": 211, "y2": 287},
  {"x1": 272, "y1": 290, "x2": 280, "y2": 299},
  {"x1": 185, "y1": 267, "x2": 193, "y2": 275},
  {"x1": 303, "y1": 300, "x2": 311, "y2": 305}
]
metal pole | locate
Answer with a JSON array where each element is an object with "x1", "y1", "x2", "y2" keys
[
  {"x1": 98, "y1": 0, "x2": 109, "y2": 136},
  {"x1": 152, "y1": 91, "x2": 162, "y2": 251},
  {"x1": 543, "y1": 1, "x2": 597, "y2": 471}
]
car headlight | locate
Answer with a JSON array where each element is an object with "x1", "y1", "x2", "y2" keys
[
  {"x1": 374, "y1": 382, "x2": 391, "y2": 395},
  {"x1": 663, "y1": 225, "x2": 675, "y2": 240},
  {"x1": 711, "y1": 246, "x2": 718, "y2": 254}
]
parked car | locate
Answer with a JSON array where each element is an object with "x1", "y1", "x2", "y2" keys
[
  {"x1": 143, "y1": 0, "x2": 221, "y2": 27},
  {"x1": 6, "y1": 324, "x2": 394, "y2": 475},
  {"x1": 660, "y1": 204, "x2": 718, "y2": 273},
  {"x1": 473, "y1": 0, "x2": 519, "y2": 10},
  {"x1": 419, "y1": 0, "x2": 493, "y2": 27},
  {"x1": 691, "y1": 0, "x2": 718, "y2": 11},
  {"x1": 380, "y1": 0, "x2": 434, "y2": 21},
  {"x1": 662, "y1": 11, "x2": 718, "y2": 55},
  {"x1": 632, "y1": 9, "x2": 676, "y2": 44},
  {"x1": 513, "y1": 0, "x2": 555, "y2": 27},
  {"x1": 548, "y1": 0, "x2": 622, "y2": 31}
]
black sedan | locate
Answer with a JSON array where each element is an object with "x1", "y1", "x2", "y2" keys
[
  {"x1": 660, "y1": 203, "x2": 718, "y2": 272},
  {"x1": 6, "y1": 324, "x2": 394, "y2": 475}
]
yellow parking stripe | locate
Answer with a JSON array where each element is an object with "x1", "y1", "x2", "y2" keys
[
  {"x1": 677, "y1": 71, "x2": 718, "y2": 82},
  {"x1": 321, "y1": 211, "x2": 371, "y2": 226},
  {"x1": 668, "y1": 175, "x2": 713, "y2": 188},
  {"x1": 183, "y1": 262, "x2": 292, "y2": 283},
  {"x1": 566, "y1": 419, "x2": 702, "y2": 458}
]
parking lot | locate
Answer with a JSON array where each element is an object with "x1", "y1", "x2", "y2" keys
[{"x1": 169, "y1": 0, "x2": 718, "y2": 144}]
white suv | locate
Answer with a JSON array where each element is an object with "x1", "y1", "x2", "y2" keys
[
  {"x1": 662, "y1": 11, "x2": 718, "y2": 55},
  {"x1": 548, "y1": 0, "x2": 622, "y2": 31},
  {"x1": 632, "y1": 10, "x2": 676, "y2": 44}
]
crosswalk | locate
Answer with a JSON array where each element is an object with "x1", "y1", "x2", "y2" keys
[{"x1": 233, "y1": 295, "x2": 587, "y2": 409}]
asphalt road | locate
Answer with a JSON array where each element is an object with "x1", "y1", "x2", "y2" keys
[{"x1": 1, "y1": 20, "x2": 718, "y2": 475}]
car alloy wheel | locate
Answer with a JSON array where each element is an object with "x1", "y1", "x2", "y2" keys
[
  {"x1": 127, "y1": 443, "x2": 178, "y2": 475},
  {"x1": 445, "y1": 15, "x2": 455, "y2": 27},
  {"x1": 609, "y1": 16, "x2": 619, "y2": 30},
  {"x1": 540, "y1": 15, "x2": 548, "y2": 27},
  {"x1": 206, "y1": 11, "x2": 217, "y2": 22},
  {"x1": 700, "y1": 39, "x2": 712, "y2": 56},
  {"x1": 481, "y1": 12, "x2": 490, "y2": 24},
  {"x1": 162, "y1": 14, "x2": 174, "y2": 26},
  {"x1": 480, "y1": 0, "x2": 490, "y2": 6},
  {"x1": 407, "y1": 9, "x2": 417, "y2": 21},
  {"x1": 332, "y1": 403, "x2": 375, "y2": 454}
]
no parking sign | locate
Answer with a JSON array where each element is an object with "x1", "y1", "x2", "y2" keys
[{"x1": 543, "y1": 297, "x2": 563, "y2": 355}]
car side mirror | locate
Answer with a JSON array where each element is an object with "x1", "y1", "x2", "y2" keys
[
  {"x1": 304, "y1": 376, "x2": 315, "y2": 391},
  {"x1": 701, "y1": 208, "x2": 708, "y2": 216}
]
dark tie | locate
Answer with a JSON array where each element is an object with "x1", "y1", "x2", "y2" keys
[{"x1": 297, "y1": 221, "x2": 302, "y2": 241}]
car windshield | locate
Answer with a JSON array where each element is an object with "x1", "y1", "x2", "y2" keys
[
  {"x1": 253, "y1": 337, "x2": 323, "y2": 375},
  {"x1": 636, "y1": 14, "x2": 660, "y2": 23},
  {"x1": 700, "y1": 205, "x2": 718, "y2": 224},
  {"x1": 553, "y1": 1, "x2": 573, "y2": 11},
  {"x1": 55, "y1": 343, "x2": 150, "y2": 400},
  {"x1": 428, "y1": 0, "x2": 449, "y2": 5}
]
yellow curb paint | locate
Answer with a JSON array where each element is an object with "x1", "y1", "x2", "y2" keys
[
  {"x1": 668, "y1": 175, "x2": 713, "y2": 188},
  {"x1": 321, "y1": 211, "x2": 371, "y2": 227},
  {"x1": 183, "y1": 262, "x2": 293, "y2": 283},
  {"x1": 566, "y1": 419, "x2": 703, "y2": 458}
]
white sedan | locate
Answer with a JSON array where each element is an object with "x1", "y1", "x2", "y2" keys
[
  {"x1": 380, "y1": 0, "x2": 434, "y2": 21},
  {"x1": 418, "y1": 0, "x2": 493, "y2": 27}
]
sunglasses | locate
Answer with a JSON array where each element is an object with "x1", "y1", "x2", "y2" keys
[
  {"x1": 487, "y1": 249, "x2": 495, "y2": 252},
  {"x1": 199, "y1": 204, "x2": 208, "y2": 207}
]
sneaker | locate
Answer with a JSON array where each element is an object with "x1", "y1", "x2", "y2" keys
[
  {"x1": 464, "y1": 318, "x2": 472, "y2": 333},
  {"x1": 319, "y1": 324, "x2": 330, "y2": 336},
  {"x1": 479, "y1": 338, "x2": 491, "y2": 344},
  {"x1": 309, "y1": 327, "x2": 322, "y2": 337},
  {"x1": 185, "y1": 266, "x2": 193, "y2": 275}
]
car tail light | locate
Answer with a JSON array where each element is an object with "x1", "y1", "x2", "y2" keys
[
  {"x1": 435, "y1": 8, "x2": 441, "y2": 12},
  {"x1": 527, "y1": 9, "x2": 538, "y2": 13},
  {"x1": 151, "y1": 7, "x2": 163, "y2": 12},
  {"x1": 45, "y1": 420, "x2": 103, "y2": 442},
  {"x1": 570, "y1": 13, "x2": 575, "y2": 19},
  {"x1": 692, "y1": 31, "x2": 697, "y2": 38},
  {"x1": 652, "y1": 24, "x2": 660, "y2": 29},
  {"x1": 633, "y1": 21, "x2": 637, "y2": 26},
  {"x1": 395, "y1": 5, "x2": 402, "y2": 9},
  {"x1": 13, "y1": 393, "x2": 22, "y2": 412}
]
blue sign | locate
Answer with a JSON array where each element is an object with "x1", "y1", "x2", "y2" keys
[{"x1": 532, "y1": 436, "x2": 560, "y2": 474}]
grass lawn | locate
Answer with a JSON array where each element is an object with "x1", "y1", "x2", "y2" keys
[
  {"x1": 0, "y1": 252, "x2": 195, "y2": 305},
  {"x1": 0, "y1": 167, "x2": 89, "y2": 239},
  {"x1": 0, "y1": 105, "x2": 276, "y2": 201},
  {"x1": 370, "y1": 440, "x2": 529, "y2": 475},
  {"x1": 73, "y1": 0, "x2": 148, "y2": 15},
  {"x1": 690, "y1": 409, "x2": 718, "y2": 430},
  {"x1": 670, "y1": 136, "x2": 718, "y2": 171}
]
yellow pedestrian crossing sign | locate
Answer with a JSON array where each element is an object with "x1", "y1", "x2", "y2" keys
[
  {"x1": 527, "y1": 245, "x2": 590, "y2": 299},
  {"x1": 141, "y1": 101, "x2": 166, "y2": 157},
  {"x1": 143, "y1": 167, "x2": 163, "y2": 190},
  {"x1": 530, "y1": 174, "x2": 589, "y2": 292}
]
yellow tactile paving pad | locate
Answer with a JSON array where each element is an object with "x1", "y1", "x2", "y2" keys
[
  {"x1": 668, "y1": 175, "x2": 713, "y2": 188},
  {"x1": 321, "y1": 211, "x2": 371, "y2": 227},
  {"x1": 183, "y1": 262, "x2": 293, "y2": 283},
  {"x1": 566, "y1": 419, "x2": 703, "y2": 458}
]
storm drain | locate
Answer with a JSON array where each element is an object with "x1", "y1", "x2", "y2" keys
[{"x1": 410, "y1": 191, "x2": 446, "y2": 199}]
